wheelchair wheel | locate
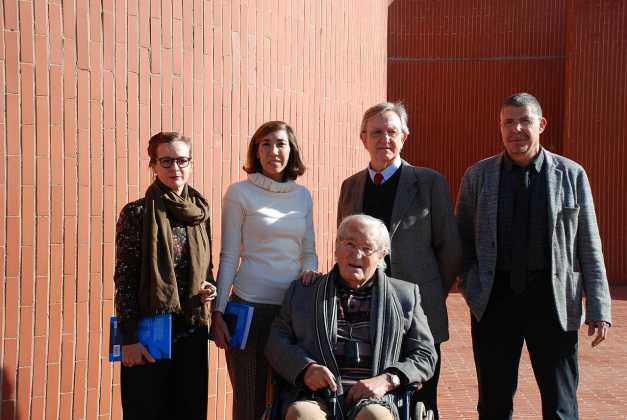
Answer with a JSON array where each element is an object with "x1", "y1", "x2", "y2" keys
[
  {"x1": 412, "y1": 401, "x2": 426, "y2": 419},
  {"x1": 425, "y1": 410, "x2": 434, "y2": 420}
]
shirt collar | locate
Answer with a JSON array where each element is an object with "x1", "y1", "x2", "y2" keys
[
  {"x1": 367, "y1": 156, "x2": 402, "y2": 184},
  {"x1": 503, "y1": 148, "x2": 545, "y2": 174}
]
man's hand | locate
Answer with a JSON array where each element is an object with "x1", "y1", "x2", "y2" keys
[
  {"x1": 345, "y1": 374, "x2": 395, "y2": 405},
  {"x1": 122, "y1": 342, "x2": 156, "y2": 367},
  {"x1": 299, "y1": 270, "x2": 322, "y2": 287},
  {"x1": 210, "y1": 312, "x2": 231, "y2": 349},
  {"x1": 303, "y1": 364, "x2": 337, "y2": 392},
  {"x1": 587, "y1": 320, "x2": 610, "y2": 347}
]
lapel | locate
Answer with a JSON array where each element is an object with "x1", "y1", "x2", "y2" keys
[
  {"x1": 482, "y1": 154, "x2": 503, "y2": 239},
  {"x1": 314, "y1": 272, "x2": 341, "y2": 378},
  {"x1": 390, "y1": 161, "x2": 420, "y2": 238},
  {"x1": 544, "y1": 150, "x2": 563, "y2": 236},
  {"x1": 348, "y1": 169, "x2": 368, "y2": 216}
]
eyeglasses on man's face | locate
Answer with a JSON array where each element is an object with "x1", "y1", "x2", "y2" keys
[
  {"x1": 367, "y1": 128, "x2": 402, "y2": 141},
  {"x1": 338, "y1": 239, "x2": 378, "y2": 257},
  {"x1": 157, "y1": 157, "x2": 192, "y2": 168}
]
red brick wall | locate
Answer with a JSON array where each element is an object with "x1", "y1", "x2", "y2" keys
[
  {"x1": 388, "y1": 0, "x2": 627, "y2": 285},
  {"x1": 0, "y1": 1, "x2": 388, "y2": 419},
  {"x1": 563, "y1": 0, "x2": 627, "y2": 288}
]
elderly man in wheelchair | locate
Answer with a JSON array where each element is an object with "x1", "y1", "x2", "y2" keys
[{"x1": 265, "y1": 215, "x2": 437, "y2": 420}]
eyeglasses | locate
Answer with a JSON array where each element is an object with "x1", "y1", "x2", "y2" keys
[
  {"x1": 157, "y1": 157, "x2": 192, "y2": 168},
  {"x1": 338, "y1": 239, "x2": 378, "y2": 257},
  {"x1": 367, "y1": 128, "x2": 402, "y2": 140}
]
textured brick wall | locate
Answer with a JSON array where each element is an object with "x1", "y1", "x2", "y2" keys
[
  {"x1": 0, "y1": 1, "x2": 388, "y2": 419},
  {"x1": 563, "y1": 0, "x2": 627, "y2": 287},
  {"x1": 388, "y1": 0, "x2": 626, "y2": 285}
]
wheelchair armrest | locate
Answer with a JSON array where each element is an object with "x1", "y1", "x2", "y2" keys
[{"x1": 390, "y1": 381, "x2": 421, "y2": 398}]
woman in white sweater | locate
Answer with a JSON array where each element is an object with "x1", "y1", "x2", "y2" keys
[{"x1": 211, "y1": 121, "x2": 318, "y2": 420}]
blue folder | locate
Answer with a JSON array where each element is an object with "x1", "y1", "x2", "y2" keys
[
  {"x1": 109, "y1": 314, "x2": 172, "y2": 362},
  {"x1": 222, "y1": 302, "x2": 254, "y2": 350}
]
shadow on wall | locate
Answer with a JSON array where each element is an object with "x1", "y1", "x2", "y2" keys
[{"x1": 1, "y1": 366, "x2": 18, "y2": 420}]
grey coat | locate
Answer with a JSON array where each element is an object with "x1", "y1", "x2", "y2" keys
[
  {"x1": 337, "y1": 162, "x2": 463, "y2": 343},
  {"x1": 455, "y1": 150, "x2": 612, "y2": 329},
  {"x1": 264, "y1": 268, "x2": 437, "y2": 416}
]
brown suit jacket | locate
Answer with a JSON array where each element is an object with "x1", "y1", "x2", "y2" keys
[{"x1": 337, "y1": 161, "x2": 462, "y2": 343}]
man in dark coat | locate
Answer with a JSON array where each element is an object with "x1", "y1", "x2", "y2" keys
[{"x1": 266, "y1": 215, "x2": 437, "y2": 420}]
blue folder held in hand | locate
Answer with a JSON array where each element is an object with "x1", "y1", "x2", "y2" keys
[
  {"x1": 221, "y1": 302, "x2": 254, "y2": 350},
  {"x1": 109, "y1": 314, "x2": 172, "y2": 362}
]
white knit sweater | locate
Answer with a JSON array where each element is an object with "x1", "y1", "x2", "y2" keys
[{"x1": 214, "y1": 173, "x2": 318, "y2": 312}]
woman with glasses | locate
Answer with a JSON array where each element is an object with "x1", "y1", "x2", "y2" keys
[
  {"x1": 114, "y1": 132, "x2": 217, "y2": 420},
  {"x1": 211, "y1": 121, "x2": 318, "y2": 420}
]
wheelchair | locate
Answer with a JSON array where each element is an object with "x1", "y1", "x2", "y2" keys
[
  {"x1": 266, "y1": 379, "x2": 434, "y2": 420},
  {"x1": 395, "y1": 383, "x2": 435, "y2": 420}
]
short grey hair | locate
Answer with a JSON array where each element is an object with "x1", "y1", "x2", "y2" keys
[
  {"x1": 360, "y1": 102, "x2": 410, "y2": 137},
  {"x1": 501, "y1": 92, "x2": 543, "y2": 118},
  {"x1": 337, "y1": 214, "x2": 391, "y2": 269}
]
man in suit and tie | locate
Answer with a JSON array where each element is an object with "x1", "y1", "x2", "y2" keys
[
  {"x1": 456, "y1": 92, "x2": 612, "y2": 420},
  {"x1": 337, "y1": 102, "x2": 463, "y2": 419}
]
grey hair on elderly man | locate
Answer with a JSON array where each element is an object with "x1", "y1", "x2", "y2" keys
[{"x1": 336, "y1": 214, "x2": 391, "y2": 270}]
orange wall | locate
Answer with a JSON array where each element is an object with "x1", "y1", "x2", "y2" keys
[
  {"x1": 0, "y1": 1, "x2": 388, "y2": 419},
  {"x1": 388, "y1": 0, "x2": 626, "y2": 285}
]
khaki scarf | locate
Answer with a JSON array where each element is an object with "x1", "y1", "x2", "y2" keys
[{"x1": 137, "y1": 180, "x2": 212, "y2": 325}]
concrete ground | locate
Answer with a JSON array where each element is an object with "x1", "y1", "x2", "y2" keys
[{"x1": 438, "y1": 287, "x2": 627, "y2": 419}]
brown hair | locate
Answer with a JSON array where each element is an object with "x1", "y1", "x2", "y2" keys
[
  {"x1": 243, "y1": 121, "x2": 306, "y2": 181},
  {"x1": 147, "y1": 132, "x2": 192, "y2": 166}
]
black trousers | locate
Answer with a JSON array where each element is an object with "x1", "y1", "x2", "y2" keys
[
  {"x1": 471, "y1": 277, "x2": 579, "y2": 420},
  {"x1": 411, "y1": 343, "x2": 441, "y2": 420},
  {"x1": 120, "y1": 327, "x2": 209, "y2": 420}
]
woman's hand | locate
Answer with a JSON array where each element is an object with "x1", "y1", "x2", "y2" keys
[
  {"x1": 198, "y1": 281, "x2": 217, "y2": 305},
  {"x1": 210, "y1": 312, "x2": 231, "y2": 349},
  {"x1": 300, "y1": 270, "x2": 322, "y2": 286},
  {"x1": 122, "y1": 343, "x2": 156, "y2": 367}
]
